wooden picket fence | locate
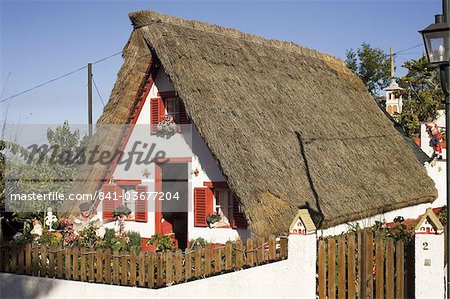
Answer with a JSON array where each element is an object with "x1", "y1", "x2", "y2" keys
[
  {"x1": 317, "y1": 230, "x2": 410, "y2": 299},
  {"x1": 0, "y1": 236, "x2": 288, "y2": 288}
]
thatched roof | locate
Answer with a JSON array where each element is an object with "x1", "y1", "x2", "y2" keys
[{"x1": 70, "y1": 10, "x2": 437, "y2": 237}]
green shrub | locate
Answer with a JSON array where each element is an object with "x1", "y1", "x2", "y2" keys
[
  {"x1": 189, "y1": 237, "x2": 207, "y2": 249},
  {"x1": 127, "y1": 231, "x2": 141, "y2": 253},
  {"x1": 146, "y1": 234, "x2": 176, "y2": 252},
  {"x1": 103, "y1": 228, "x2": 115, "y2": 248},
  {"x1": 78, "y1": 222, "x2": 103, "y2": 249},
  {"x1": 40, "y1": 230, "x2": 63, "y2": 248}
]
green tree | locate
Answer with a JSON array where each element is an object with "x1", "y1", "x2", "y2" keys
[
  {"x1": 345, "y1": 42, "x2": 391, "y2": 97},
  {"x1": 396, "y1": 55, "x2": 443, "y2": 137},
  {"x1": 1, "y1": 121, "x2": 87, "y2": 232}
]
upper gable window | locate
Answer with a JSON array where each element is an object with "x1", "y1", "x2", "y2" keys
[{"x1": 150, "y1": 93, "x2": 189, "y2": 134}]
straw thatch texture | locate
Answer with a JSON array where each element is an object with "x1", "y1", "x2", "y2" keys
[{"x1": 69, "y1": 10, "x2": 437, "y2": 237}]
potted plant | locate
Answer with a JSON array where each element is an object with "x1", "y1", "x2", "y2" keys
[
  {"x1": 112, "y1": 205, "x2": 131, "y2": 219},
  {"x1": 157, "y1": 115, "x2": 177, "y2": 137},
  {"x1": 206, "y1": 213, "x2": 221, "y2": 227}
]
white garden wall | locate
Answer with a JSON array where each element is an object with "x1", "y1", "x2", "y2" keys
[{"x1": 0, "y1": 235, "x2": 314, "y2": 299}]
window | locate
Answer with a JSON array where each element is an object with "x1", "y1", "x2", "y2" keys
[
  {"x1": 165, "y1": 98, "x2": 180, "y2": 124},
  {"x1": 121, "y1": 185, "x2": 136, "y2": 216},
  {"x1": 198, "y1": 181, "x2": 248, "y2": 228},
  {"x1": 214, "y1": 188, "x2": 233, "y2": 226}
]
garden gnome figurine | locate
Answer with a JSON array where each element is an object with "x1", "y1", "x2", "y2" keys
[
  {"x1": 30, "y1": 218, "x2": 42, "y2": 239},
  {"x1": 426, "y1": 115, "x2": 443, "y2": 165},
  {"x1": 73, "y1": 202, "x2": 105, "y2": 238},
  {"x1": 45, "y1": 207, "x2": 58, "y2": 231}
]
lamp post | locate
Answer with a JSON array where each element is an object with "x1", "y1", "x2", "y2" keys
[{"x1": 420, "y1": 2, "x2": 450, "y2": 298}]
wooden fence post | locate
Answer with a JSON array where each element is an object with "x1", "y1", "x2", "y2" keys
[
  {"x1": 25, "y1": 243, "x2": 32, "y2": 275},
  {"x1": 318, "y1": 239, "x2": 326, "y2": 299},
  {"x1": 80, "y1": 248, "x2": 86, "y2": 282},
  {"x1": 246, "y1": 239, "x2": 254, "y2": 267},
  {"x1": 40, "y1": 245, "x2": 47, "y2": 277},
  {"x1": 268, "y1": 235, "x2": 276, "y2": 261},
  {"x1": 235, "y1": 240, "x2": 243, "y2": 268},
  {"x1": 375, "y1": 236, "x2": 384, "y2": 299},
  {"x1": 185, "y1": 249, "x2": 192, "y2": 280},
  {"x1": 385, "y1": 238, "x2": 395, "y2": 298},
  {"x1": 121, "y1": 251, "x2": 128, "y2": 285},
  {"x1": 174, "y1": 249, "x2": 183, "y2": 283},
  {"x1": 10, "y1": 244, "x2": 17, "y2": 273},
  {"x1": 17, "y1": 244, "x2": 24, "y2": 274},
  {"x1": 72, "y1": 248, "x2": 79, "y2": 281},
  {"x1": 225, "y1": 242, "x2": 233, "y2": 270},
  {"x1": 364, "y1": 230, "x2": 374, "y2": 299},
  {"x1": 358, "y1": 230, "x2": 365, "y2": 297},
  {"x1": 256, "y1": 239, "x2": 264, "y2": 265},
  {"x1": 147, "y1": 252, "x2": 155, "y2": 288},
  {"x1": 48, "y1": 247, "x2": 55, "y2": 278},
  {"x1": 347, "y1": 234, "x2": 356, "y2": 299},
  {"x1": 337, "y1": 236, "x2": 346, "y2": 299},
  {"x1": 396, "y1": 240, "x2": 405, "y2": 299},
  {"x1": 88, "y1": 251, "x2": 95, "y2": 282},
  {"x1": 65, "y1": 247, "x2": 71, "y2": 280},
  {"x1": 280, "y1": 238, "x2": 288, "y2": 259},
  {"x1": 138, "y1": 251, "x2": 145, "y2": 287},
  {"x1": 104, "y1": 249, "x2": 111, "y2": 284},
  {"x1": 204, "y1": 244, "x2": 212, "y2": 275},
  {"x1": 156, "y1": 252, "x2": 165, "y2": 286},
  {"x1": 194, "y1": 246, "x2": 202, "y2": 278},
  {"x1": 4, "y1": 246, "x2": 10, "y2": 273},
  {"x1": 112, "y1": 250, "x2": 119, "y2": 285},
  {"x1": 96, "y1": 249, "x2": 103, "y2": 283},
  {"x1": 130, "y1": 251, "x2": 137, "y2": 286},
  {"x1": 166, "y1": 251, "x2": 173, "y2": 285},
  {"x1": 56, "y1": 247, "x2": 64, "y2": 279},
  {"x1": 32, "y1": 245, "x2": 39, "y2": 276},
  {"x1": 327, "y1": 238, "x2": 336, "y2": 299},
  {"x1": 214, "y1": 245, "x2": 222, "y2": 273}
]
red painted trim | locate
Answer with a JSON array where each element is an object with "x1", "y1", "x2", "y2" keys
[
  {"x1": 154, "y1": 157, "x2": 192, "y2": 164},
  {"x1": 93, "y1": 62, "x2": 160, "y2": 209},
  {"x1": 203, "y1": 181, "x2": 228, "y2": 188},
  {"x1": 157, "y1": 90, "x2": 176, "y2": 98},
  {"x1": 104, "y1": 65, "x2": 160, "y2": 185},
  {"x1": 115, "y1": 180, "x2": 142, "y2": 185},
  {"x1": 155, "y1": 164, "x2": 163, "y2": 234}
]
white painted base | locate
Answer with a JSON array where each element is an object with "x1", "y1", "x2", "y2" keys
[{"x1": 415, "y1": 234, "x2": 445, "y2": 299}]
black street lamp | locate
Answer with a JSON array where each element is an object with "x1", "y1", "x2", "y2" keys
[
  {"x1": 420, "y1": 7, "x2": 450, "y2": 299},
  {"x1": 420, "y1": 15, "x2": 450, "y2": 66}
]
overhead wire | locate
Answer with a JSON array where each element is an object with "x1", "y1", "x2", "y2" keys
[
  {"x1": 0, "y1": 44, "x2": 426, "y2": 104},
  {"x1": 0, "y1": 51, "x2": 122, "y2": 104},
  {"x1": 92, "y1": 75, "x2": 105, "y2": 107}
]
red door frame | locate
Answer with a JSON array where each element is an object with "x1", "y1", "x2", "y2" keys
[{"x1": 154, "y1": 157, "x2": 192, "y2": 234}]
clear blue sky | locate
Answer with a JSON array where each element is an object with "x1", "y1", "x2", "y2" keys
[{"x1": 0, "y1": 0, "x2": 442, "y2": 125}]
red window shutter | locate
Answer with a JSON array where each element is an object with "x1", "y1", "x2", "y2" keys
[
  {"x1": 102, "y1": 185, "x2": 123, "y2": 220},
  {"x1": 135, "y1": 185, "x2": 148, "y2": 222},
  {"x1": 194, "y1": 187, "x2": 214, "y2": 227},
  {"x1": 179, "y1": 101, "x2": 189, "y2": 124},
  {"x1": 150, "y1": 97, "x2": 165, "y2": 134},
  {"x1": 232, "y1": 196, "x2": 247, "y2": 228}
]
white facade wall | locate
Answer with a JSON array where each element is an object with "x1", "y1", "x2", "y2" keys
[{"x1": 100, "y1": 68, "x2": 249, "y2": 243}]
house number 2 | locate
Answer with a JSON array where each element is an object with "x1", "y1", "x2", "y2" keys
[{"x1": 423, "y1": 242, "x2": 429, "y2": 250}]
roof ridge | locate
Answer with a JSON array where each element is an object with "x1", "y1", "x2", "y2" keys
[{"x1": 129, "y1": 10, "x2": 350, "y2": 73}]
